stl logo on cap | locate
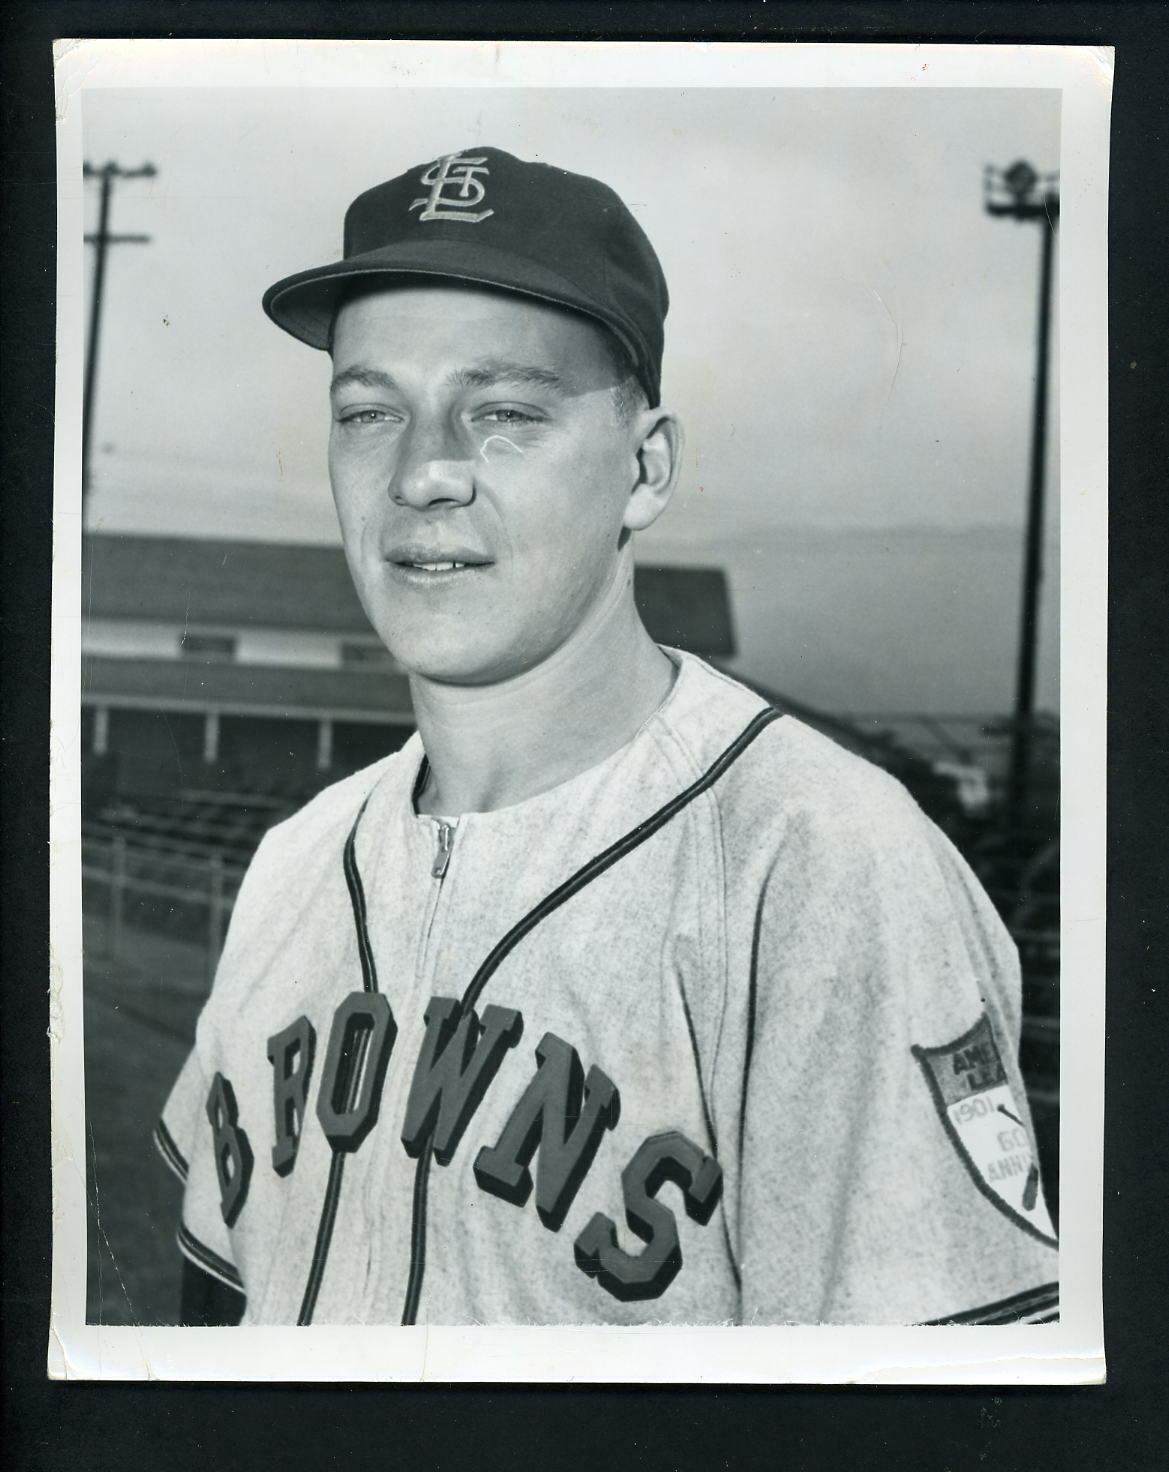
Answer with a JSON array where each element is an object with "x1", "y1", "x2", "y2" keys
[{"x1": 409, "y1": 152, "x2": 496, "y2": 224}]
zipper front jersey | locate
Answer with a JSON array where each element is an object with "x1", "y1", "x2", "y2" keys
[{"x1": 157, "y1": 652, "x2": 1058, "y2": 1326}]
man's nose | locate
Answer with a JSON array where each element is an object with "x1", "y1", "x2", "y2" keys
[{"x1": 388, "y1": 418, "x2": 474, "y2": 509}]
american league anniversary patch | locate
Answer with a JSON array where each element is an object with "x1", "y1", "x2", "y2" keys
[{"x1": 913, "y1": 1014, "x2": 1057, "y2": 1247}]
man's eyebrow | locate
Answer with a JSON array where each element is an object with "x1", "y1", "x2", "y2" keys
[
  {"x1": 329, "y1": 360, "x2": 574, "y2": 398},
  {"x1": 448, "y1": 361, "x2": 570, "y2": 394},
  {"x1": 330, "y1": 365, "x2": 399, "y2": 395}
]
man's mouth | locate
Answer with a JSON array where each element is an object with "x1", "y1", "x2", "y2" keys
[{"x1": 386, "y1": 546, "x2": 493, "y2": 577}]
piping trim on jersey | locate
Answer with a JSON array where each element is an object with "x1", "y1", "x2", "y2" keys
[
  {"x1": 739, "y1": 904, "x2": 765, "y2": 1167},
  {"x1": 677, "y1": 982, "x2": 718, "y2": 1158},
  {"x1": 677, "y1": 979, "x2": 742, "y2": 1295},
  {"x1": 401, "y1": 706, "x2": 784, "y2": 1324},
  {"x1": 919, "y1": 1280, "x2": 1059, "y2": 1326},
  {"x1": 402, "y1": 1131, "x2": 434, "y2": 1326},
  {"x1": 297, "y1": 798, "x2": 378, "y2": 1325},
  {"x1": 458, "y1": 708, "x2": 784, "y2": 1020},
  {"x1": 298, "y1": 1153, "x2": 347, "y2": 1324},
  {"x1": 177, "y1": 1222, "x2": 244, "y2": 1292},
  {"x1": 154, "y1": 1118, "x2": 189, "y2": 1183},
  {"x1": 344, "y1": 795, "x2": 378, "y2": 994}
]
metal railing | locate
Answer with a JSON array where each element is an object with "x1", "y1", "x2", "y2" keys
[{"x1": 82, "y1": 831, "x2": 246, "y2": 987}]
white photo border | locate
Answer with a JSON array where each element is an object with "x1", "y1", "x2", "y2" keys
[{"x1": 49, "y1": 37, "x2": 1111, "y2": 1384}]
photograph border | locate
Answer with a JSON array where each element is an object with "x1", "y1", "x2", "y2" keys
[
  {"x1": 6, "y1": 0, "x2": 1169, "y2": 1467},
  {"x1": 47, "y1": 34, "x2": 1110, "y2": 1386},
  {"x1": 45, "y1": 37, "x2": 1101, "y2": 1389}
]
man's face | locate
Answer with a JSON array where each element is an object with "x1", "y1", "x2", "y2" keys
[{"x1": 328, "y1": 283, "x2": 653, "y2": 686}]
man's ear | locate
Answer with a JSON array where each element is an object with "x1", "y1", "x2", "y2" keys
[{"x1": 623, "y1": 408, "x2": 683, "y2": 533}]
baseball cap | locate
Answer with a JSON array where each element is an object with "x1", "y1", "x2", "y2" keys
[{"x1": 262, "y1": 147, "x2": 669, "y2": 404}]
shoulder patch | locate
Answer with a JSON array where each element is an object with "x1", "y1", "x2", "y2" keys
[{"x1": 913, "y1": 1014, "x2": 1057, "y2": 1247}]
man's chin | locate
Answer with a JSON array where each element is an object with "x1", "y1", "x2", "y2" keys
[
  {"x1": 383, "y1": 613, "x2": 578, "y2": 689},
  {"x1": 394, "y1": 644, "x2": 523, "y2": 690}
]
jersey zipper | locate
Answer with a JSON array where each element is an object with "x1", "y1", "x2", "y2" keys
[
  {"x1": 356, "y1": 816, "x2": 458, "y2": 1320},
  {"x1": 413, "y1": 820, "x2": 458, "y2": 966},
  {"x1": 431, "y1": 819, "x2": 456, "y2": 880},
  {"x1": 389, "y1": 816, "x2": 457, "y2": 1323}
]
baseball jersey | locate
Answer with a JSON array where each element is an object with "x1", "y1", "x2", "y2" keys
[{"x1": 155, "y1": 651, "x2": 1058, "y2": 1326}]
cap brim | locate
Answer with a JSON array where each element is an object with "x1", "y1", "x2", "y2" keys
[{"x1": 262, "y1": 237, "x2": 654, "y2": 398}]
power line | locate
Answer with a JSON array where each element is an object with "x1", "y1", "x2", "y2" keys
[{"x1": 83, "y1": 161, "x2": 157, "y2": 510}]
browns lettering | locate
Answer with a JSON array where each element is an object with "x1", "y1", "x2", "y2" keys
[{"x1": 216, "y1": 994, "x2": 719, "y2": 1302}]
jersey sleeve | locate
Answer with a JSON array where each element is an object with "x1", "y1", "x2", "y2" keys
[
  {"x1": 151, "y1": 804, "x2": 312, "y2": 1306},
  {"x1": 736, "y1": 789, "x2": 1058, "y2": 1326},
  {"x1": 152, "y1": 826, "x2": 293, "y2": 1305},
  {"x1": 154, "y1": 1034, "x2": 246, "y2": 1300}
]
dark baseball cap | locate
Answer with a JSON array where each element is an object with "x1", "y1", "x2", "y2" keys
[{"x1": 262, "y1": 146, "x2": 669, "y2": 404}]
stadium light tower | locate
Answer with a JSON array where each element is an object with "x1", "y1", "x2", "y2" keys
[
  {"x1": 984, "y1": 160, "x2": 1060, "y2": 832},
  {"x1": 83, "y1": 160, "x2": 157, "y2": 508}
]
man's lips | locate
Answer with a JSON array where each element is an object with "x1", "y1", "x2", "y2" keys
[{"x1": 384, "y1": 545, "x2": 494, "y2": 576}]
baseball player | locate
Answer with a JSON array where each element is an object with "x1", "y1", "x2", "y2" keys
[{"x1": 156, "y1": 147, "x2": 1058, "y2": 1328}]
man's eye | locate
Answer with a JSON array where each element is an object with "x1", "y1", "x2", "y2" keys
[
  {"x1": 336, "y1": 408, "x2": 392, "y2": 426},
  {"x1": 478, "y1": 407, "x2": 542, "y2": 426}
]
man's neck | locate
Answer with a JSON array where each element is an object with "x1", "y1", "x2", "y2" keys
[{"x1": 409, "y1": 573, "x2": 676, "y2": 816}]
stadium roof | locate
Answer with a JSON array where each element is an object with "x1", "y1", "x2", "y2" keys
[
  {"x1": 82, "y1": 654, "x2": 414, "y2": 723},
  {"x1": 82, "y1": 534, "x2": 736, "y2": 656}
]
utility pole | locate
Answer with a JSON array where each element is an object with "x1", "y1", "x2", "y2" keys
[
  {"x1": 984, "y1": 161, "x2": 1060, "y2": 832},
  {"x1": 83, "y1": 161, "x2": 157, "y2": 507}
]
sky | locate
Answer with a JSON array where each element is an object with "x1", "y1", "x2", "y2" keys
[{"x1": 78, "y1": 84, "x2": 1061, "y2": 716}]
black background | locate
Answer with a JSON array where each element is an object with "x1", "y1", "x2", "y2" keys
[{"x1": 4, "y1": 3, "x2": 1166, "y2": 1468}]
